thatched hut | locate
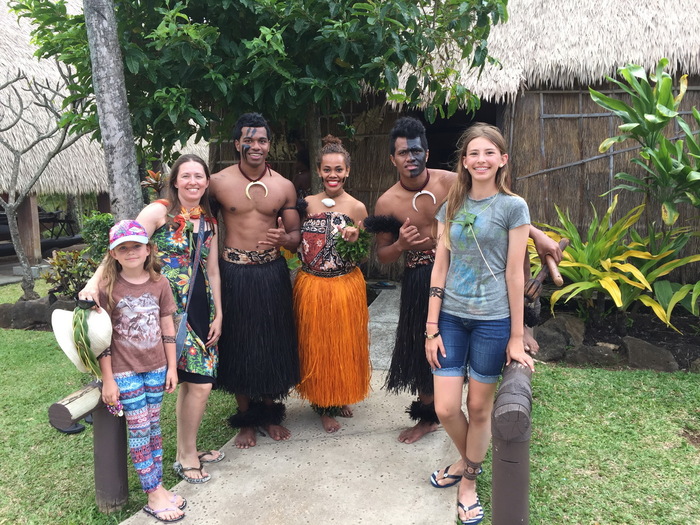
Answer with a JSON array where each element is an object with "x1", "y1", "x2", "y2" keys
[
  {"x1": 0, "y1": 0, "x2": 108, "y2": 262},
  {"x1": 213, "y1": 0, "x2": 700, "y2": 281}
]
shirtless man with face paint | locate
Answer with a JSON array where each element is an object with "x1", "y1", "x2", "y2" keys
[
  {"x1": 368, "y1": 117, "x2": 561, "y2": 444},
  {"x1": 209, "y1": 112, "x2": 301, "y2": 449}
]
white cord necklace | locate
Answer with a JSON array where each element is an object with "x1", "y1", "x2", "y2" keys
[{"x1": 459, "y1": 194, "x2": 500, "y2": 282}]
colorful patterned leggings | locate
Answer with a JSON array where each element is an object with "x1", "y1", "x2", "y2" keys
[{"x1": 114, "y1": 366, "x2": 167, "y2": 493}]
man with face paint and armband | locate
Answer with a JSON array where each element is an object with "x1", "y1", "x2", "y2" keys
[
  {"x1": 209, "y1": 112, "x2": 301, "y2": 449},
  {"x1": 365, "y1": 117, "x2": 562, "y2": 445}
]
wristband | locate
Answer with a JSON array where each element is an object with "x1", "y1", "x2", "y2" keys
[{"x1": 424, "y1": 329, "x2": 441, "y2": 340}]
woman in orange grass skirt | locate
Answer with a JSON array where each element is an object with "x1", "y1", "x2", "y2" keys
[{"x1": 294, "y1": 135, "x2": 371, "y2": 432}]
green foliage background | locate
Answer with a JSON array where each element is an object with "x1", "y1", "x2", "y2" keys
[{"x1": 12, "y1": 0, "x2": 507, "y2": 161}]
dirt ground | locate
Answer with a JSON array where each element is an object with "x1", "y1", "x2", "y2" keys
[
  {"x1": 539, "y1": 297, "x2": 700, "y2": 371},
  {"x1": 585, "y1": 310, "x2": 700, "y2": 371}
]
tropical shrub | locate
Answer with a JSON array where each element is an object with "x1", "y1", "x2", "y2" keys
[
  {"x1": 141, "y1": 170, "x2": 166, "y2": 202},
  {"x1": 42, "y1": 249, "x2": 100, "y2": 301},
  {"x1": 42, "y1": 211, "x2": 113, "y2": 299},
  {"x1": 653, "y1": 280, "x2": 700, "y2": 319},
  {"x1": 540, "y1": 195, "x2": 700, "y2": 331},
  {"x1": 589, "y1": 59, "x2": 700, "y2": 225},
  {"x1": 80, "y1": 211, "x2": 114, "y2": 260}
]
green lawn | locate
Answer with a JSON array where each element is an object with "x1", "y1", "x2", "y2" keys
[
  {"x1": 0, "y1": 328, "x2": 236, "y2": 525},
  {"x1": 0, "y1": 280, "x2": 51, "y2": 304},
  {"x1": 0, "y1": 327, "x2": 698, "y2": 524}
]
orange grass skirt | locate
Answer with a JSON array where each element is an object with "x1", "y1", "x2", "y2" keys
[{"x1": 293, "y1": 267, "x2": 371, "y2": 407}]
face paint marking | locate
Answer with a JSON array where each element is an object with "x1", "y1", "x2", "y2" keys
[{"x1": 394, "y1": 137, "x2": 427, "y2": 178}]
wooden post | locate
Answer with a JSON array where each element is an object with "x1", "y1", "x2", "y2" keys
[
  {"x1": 491, "y1": 362, "x2": 533, "y2": 525},
  {"x1": 92, "y1": 405, "x2": 128, "y2": 512},
  {"x1": 48, "y1": 382, "x2": 128, "y2": 512}
]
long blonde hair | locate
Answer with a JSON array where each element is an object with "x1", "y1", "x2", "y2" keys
[
  {"x1": 443, "y1": 123, "x2": 515, "y2": 249},
  {"x1": 102, "y1": 242, "x2": 162, "y2": 309}
]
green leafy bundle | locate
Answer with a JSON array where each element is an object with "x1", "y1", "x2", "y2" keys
[
  {"x1": 335, "y1": 227, "x2": 371, "y2": 264},
  {"x1": 72, "y1": 308, "x2": 101, "y2": 378}
]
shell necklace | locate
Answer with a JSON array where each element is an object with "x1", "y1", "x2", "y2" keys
[{"x1": 321, "y1": 190, "x2": 342, "y2": 208}]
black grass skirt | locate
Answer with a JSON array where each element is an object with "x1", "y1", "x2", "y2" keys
[
  {"x1": 217, "y1": 256, "x2": 300, "y2": 399},
  {"x1": 384, "y1": 263, "x2": 434, "y2": 396}
]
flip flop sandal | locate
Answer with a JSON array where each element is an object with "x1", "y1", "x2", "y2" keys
[
  {"x1": 458, "y1": 497, "x2": 484, "y2": 525},
  {"x1": 430, "y1": 464, "x2": 462, "y2": 488},
  {"x1": 142, "y1": 505, "x2": 185, "y2": 523},
  {"x1": 198, "y1": 450, "x2": 225, "y2": 464},
  {"x1": 170, "y1": 494, "x2": 187, "y2": 511},
  {"x1": 173, "y1": 461, "x2": 211, "y2": 484}
]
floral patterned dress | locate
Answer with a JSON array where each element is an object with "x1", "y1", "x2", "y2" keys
[{"x1": 152, "y1": 220, "x2": 218, "y2": 378}]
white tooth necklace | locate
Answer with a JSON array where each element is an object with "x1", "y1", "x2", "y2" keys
[
  {"x1": 400, "y1": 170, "x2": 436, "y2": 211},
  {"x1": 240, "y1": 163, "x2": 271, "y2": 199}
]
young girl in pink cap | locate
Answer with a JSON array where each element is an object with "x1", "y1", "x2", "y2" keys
[{"x1": 97, "y1": 219, "x2": 184, "y2": 523}]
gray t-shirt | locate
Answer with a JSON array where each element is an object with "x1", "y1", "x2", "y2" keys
[{"x1": 436, "y1": 193, "x2": 530, "y2": 320}]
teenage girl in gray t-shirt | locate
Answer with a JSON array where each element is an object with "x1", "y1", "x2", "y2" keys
[{"x1": 425, "y1": 123, "x2": 535, "y2": 525}]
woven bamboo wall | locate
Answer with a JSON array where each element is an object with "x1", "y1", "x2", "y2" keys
[{"x1": 505, "y1": 81, "x2": 700, "y2": 282}]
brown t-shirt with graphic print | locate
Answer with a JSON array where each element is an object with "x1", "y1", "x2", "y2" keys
[{"x1": 99, "y1": 274, "x2": 177, "y2": 374}]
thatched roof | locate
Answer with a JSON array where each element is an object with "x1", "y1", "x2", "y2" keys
[
  {"x1": 461, "y1": 0, "x2": 700, "y2": 103},
  {"x1": 0, "y1": 0, "x2": 109, "y2": 195}
]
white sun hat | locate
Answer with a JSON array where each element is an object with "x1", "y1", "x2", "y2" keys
[{"x1": 51, "y1": 308, "x2": 113, "y2": 374}]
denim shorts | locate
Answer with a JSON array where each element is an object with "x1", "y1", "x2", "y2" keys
[{"x1": 432, "y1": 311, "x2": 510, "y2": 384}]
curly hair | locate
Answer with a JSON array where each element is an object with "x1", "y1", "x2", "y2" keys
[
  {"x1": 318, "y1": 134, "x2": 351, "y2": 168},
  {"x1": 232, "y1": 112, "x2": 271, "y2": 142},
  {"x1": 389, "y1": 116, "x2": 428, "y2": 155}
]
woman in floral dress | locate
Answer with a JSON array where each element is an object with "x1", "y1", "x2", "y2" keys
[{"x1": 81, "y1": 154, "x2": 223, "y2": 484}]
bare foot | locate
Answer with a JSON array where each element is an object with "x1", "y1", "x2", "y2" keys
[
  {"x1": 197, "y1": 449, "x2": 224, "y2": 463},
  {"x1": 524, "y1": 327, "x2": 539, "y2": 354},
  {"x1": 264, "y1": 423, "x2": 291, "y2": 441},
  {"x1": 235, "y1": 426, "x2": 257, "y2": 448},
  {"x1": 339, "y1": 405, "x2": 353, "y2": 418},
  {"x1": 320, "y1": 414, "x2": 341, "y2": 433},
  {"x1": 398, "y1": 421, "x2": 439, "y2": 443},
  {"x1": 457, "y1": 478, "x2": 482, "y2": 522}
]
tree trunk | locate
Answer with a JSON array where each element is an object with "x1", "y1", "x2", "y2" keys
[
  {"x1": 4, "y1": 203, "x2": 39, "y2": 300},
  {"x1": 305, "y1": 104, "x2": 322, "y2": 195},
  {"x1": 83, "y1": 0, "x2": 142, "y2": 220},
  {"x1": 65, "y1": 194, "x2": 78, "y2": 235}
]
